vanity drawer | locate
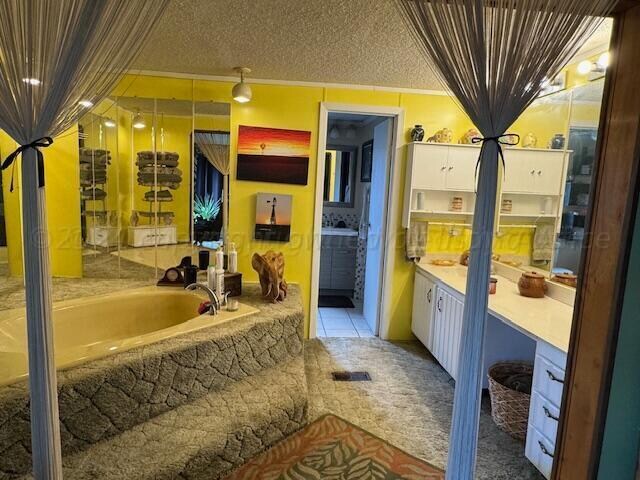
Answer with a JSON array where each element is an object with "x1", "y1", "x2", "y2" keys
[
  {"x1": 533, "y1": 354, "x2": 566, "y2": 408},
  {"x1": 525, "y1": 425, "x2": 555, "y2": 479},
  {"x1": 529, "y1": 392, "x2": 560, "y2": 446}
]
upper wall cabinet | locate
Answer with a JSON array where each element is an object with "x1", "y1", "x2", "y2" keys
[
  {"x1": 503, "y1": 149, "x2": 566, "y2": 196},
  {"x1": 402, "y1": 142, "x2": 569, "y2": 228},
  {"x1": 409, "y1": 143, "x2": 477, "y2": 192}
]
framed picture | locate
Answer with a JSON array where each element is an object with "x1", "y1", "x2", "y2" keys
[
  {"x1": 254, "y1": 193, "x2": 292, "y2": 242},
  {"x1": 237, "y1": 125, "x2": 310, "y2": 185},
  {"x1": 361, "y1": 139, "x2": 373, "y2": 182}
]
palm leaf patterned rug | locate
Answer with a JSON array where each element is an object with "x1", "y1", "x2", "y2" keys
[{"x1": 225, "y1": 414, "x2": 444, "y2": 479}]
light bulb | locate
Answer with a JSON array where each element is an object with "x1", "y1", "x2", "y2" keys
[
  {"x1": 577, "y1": 60, "x2": 593, "y2": 75},
  {"x1": 132, "y1": 110, "x2": 146, "y2": 129},
  {"x1": 329, "y1": 126, "x2": 340, "y2": 139},
  {"x1": 22, "y1": 77, "x2": 41, "y2": 85},
  {"x1": 103, "y1": 117, "x2": 116, "y2": 128},
  {"x1": 79, "y1": 100, "x2": 94, "y2": 108},
  {"x1": 597, "y1": 52, "x2": 609, "y2": 69}
]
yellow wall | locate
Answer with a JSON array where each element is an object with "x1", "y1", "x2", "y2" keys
[{"x1": 1, "y1": 127, "x2": 82, "y2": 278}]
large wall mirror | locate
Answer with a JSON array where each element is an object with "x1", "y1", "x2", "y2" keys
[
  {"x1": 323, "y1": 145, "x2": 357, "y2": 207},
  {"x1": 75, "y1": 96, "x2": 231, "y2": 287}
]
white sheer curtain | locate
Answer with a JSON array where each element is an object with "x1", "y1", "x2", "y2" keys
[
  {"x1": 394, "y1": 1, "x2": 616, "y2": 478},
  {"x1": 0, "y1": 1, "x2": 168, "y2": 477}
]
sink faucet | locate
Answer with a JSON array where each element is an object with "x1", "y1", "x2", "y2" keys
[{"x1": 185, "y1": 283, "x2": 220, "y2": 315}]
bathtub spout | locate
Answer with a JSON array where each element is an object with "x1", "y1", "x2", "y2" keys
[{"x1": 185, "y1": 283, "x2": 220, "y2": 315}]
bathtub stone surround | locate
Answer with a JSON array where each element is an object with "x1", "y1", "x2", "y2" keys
[{"x1": 0, "y1": 284, "x2": 307, "y2": 479}]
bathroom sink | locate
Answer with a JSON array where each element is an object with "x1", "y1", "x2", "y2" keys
[{"x1": 322, "y1": 227, "x2": 358, "y2": 237}]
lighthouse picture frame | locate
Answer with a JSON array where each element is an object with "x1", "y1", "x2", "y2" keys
[{"x1": 254, "y1": 193, "x2": 292, "y2": 242}]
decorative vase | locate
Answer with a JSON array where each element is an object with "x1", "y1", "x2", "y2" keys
[
  {"x1": 410, "y1": 125, "x2": 425, "y2": 142},
  {"x1": 517, "y1": 272, "x2": 547, "y2": 298},
  {"x1": 550, "y1": 133, "x2": 566, "y2": 150},
  {"x1": 522, "y1": 132, "x2": 537, "y2": 148}
]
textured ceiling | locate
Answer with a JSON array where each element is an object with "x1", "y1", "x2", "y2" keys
[
  {"x1": 133, "y1": 1, "x2": 612, "y2": 91},
  {"x1": 132, "y1": 0, "x2": 443, "y2": 90}
]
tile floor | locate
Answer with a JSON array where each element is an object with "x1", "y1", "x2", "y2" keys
[{"x1": 316, "y1": 307, "x2": 375, "y2": 337}]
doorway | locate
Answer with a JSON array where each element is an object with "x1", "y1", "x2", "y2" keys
[{"x1": 310, "y1": 103, "x2": 403, "y2": 339}]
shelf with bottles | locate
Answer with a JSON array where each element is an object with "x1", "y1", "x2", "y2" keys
[{"x1": 409, "y1": 189, "x2": 476, "y2": 218}]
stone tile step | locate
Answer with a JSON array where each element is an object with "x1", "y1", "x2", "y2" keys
[{"x1": 20, "y1": 357, "x2": 308, "y2": 480}]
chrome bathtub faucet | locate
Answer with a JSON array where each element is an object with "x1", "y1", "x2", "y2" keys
[{"x1": 185, "y1": 283, "x2": 220, "y2": 315}]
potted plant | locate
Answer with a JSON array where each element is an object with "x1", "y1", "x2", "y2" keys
[{"x1": 193, "y1": 194, "x2": 222, "y2": 243}]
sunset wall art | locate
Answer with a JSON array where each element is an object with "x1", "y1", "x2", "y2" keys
[{"x1": 237, "y1": 125, "x2": 311, "y2": 185}]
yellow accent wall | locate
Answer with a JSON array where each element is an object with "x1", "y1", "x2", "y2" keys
[{"x1": 1, "y1": 128, "x2": 82, "y2": 278}]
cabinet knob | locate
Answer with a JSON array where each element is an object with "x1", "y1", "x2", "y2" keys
[
  {"x1": 448, "y1": 166, "x2": 454, "y2": 170},
  {"x1": 427, "y1": 288, "x2": 432, "y2": 303},
  {"x1": 437, "y1": 297, "x2": 443, "y2": 312},
  {"x1": 546, "y1": 369, "x2": 565, "y2": 384},
  {"x1": 538, "y1": 440, "x2": 554, "y2": 458},
  {"x1": 441, "y1": 166, "x2": 447, "y2": 171},
  {"x1": 537, "y1": 170, "x2": 542, "y2": 175},
  {"x1": 543, "y1": 405, "x2": 559, "y2": 422},
  {"x1": 530, "y1": 169, "x2": 536, "y2": 175}
]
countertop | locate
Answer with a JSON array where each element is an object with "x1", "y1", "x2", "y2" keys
[{"x1": 416, "y1": 263, "x2": 573, "y2": 352}]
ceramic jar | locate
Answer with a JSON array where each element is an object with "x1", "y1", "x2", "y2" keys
[
  {"x1": 451, "y1": 196, "x2": 463, "y2": 211},
  {"x1": 551, "y1": 273, "x2": 577, "y2": 288},
  {"x1": 410, "y1": 125, "x2": 425, "y2": 142},
  {"x1": 517, "y1": 271, "x2": 547, "y2": 298},
  {"x1": 550, "y1": 133, "x2": 566, "y2": 150},
  {"x1": 489, "y1": 277, "x2": 498, "y2": 295}
]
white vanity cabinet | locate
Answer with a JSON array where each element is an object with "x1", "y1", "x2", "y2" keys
[
  {"x1": 411, "y1": 270, "x2": 437, "y2": 350},
  {"x1": 431, "y1": 285, "x2": 465, "y2": 380},
  {"x1": 525, "y1": 340, "x2": 568, "y2": 479},
  {"x1": 412, "y1": 269, "x2": 464, "y2": 380},
  {"x1": 406, "y1": 143, "x2": 477, "y2": 193}
]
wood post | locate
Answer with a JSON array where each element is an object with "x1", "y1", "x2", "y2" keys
[
  {"x1": 553, "y1": 4, "x2": 640, "y2": 478},
  {"x1": 20, "y1": 148, "x2": 63, "y2": 478}
]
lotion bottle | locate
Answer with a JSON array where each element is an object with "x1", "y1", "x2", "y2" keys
[
  {"x1": 215, "y1": 268, "x2": 225, "y2": 296},
  {"x1": 216, "y1": 246, "x2": 224, "y2": 270},
  {"x1": 228, "y1": 243, "x2": 238, "y2": 273}
]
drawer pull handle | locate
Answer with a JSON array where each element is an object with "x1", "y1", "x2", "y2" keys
[
  {"x1": 437, "y1": 297, "x2": 443, "y2": 312},
  {"x1": 427, "y1": 288, "x2": 432, "y2": 303},
  {"x1": 538, "y1": 440, "x2": 554, "y2": 458},
  {"x1": 543, "y1": 406, "x2": 559, "y2": 422},
  {"x1": 546, "y1": 369, "x2": 564, "y2": 384}
]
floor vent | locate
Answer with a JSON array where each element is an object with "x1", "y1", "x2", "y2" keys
[{"x1": 331, "y1": 371, "x2": 371, "y2": 382}]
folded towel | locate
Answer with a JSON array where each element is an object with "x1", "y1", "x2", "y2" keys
[
  {"x1": 406, "y1": 221, "x2": 427, "y2": 261},
  {"x1": 532, "y1": 223, "x2": 555, "y2": 263}
]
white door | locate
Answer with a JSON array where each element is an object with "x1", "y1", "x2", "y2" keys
[
  {"x1": 445, "y1": 146, "x2": 478, "y2": 192},
  {"x1": 411, "y1": 143, "x2": 447, "y2": 190},
  {"x1": 411, "y1": 271, "x2": 437, "y2": 350},
  {"x1": 363, "y1": 118, "x2": 392, "y2": 334}
]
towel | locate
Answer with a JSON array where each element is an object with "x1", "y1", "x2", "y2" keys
[
  {"x1": 406, "y1": 221, "x2": 427, "y2": 261},
  {"x1": 532, "y1": 223, "x2": 555, "y2": 263}
]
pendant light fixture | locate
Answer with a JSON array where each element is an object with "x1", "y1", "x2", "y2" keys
[
  {"x1": 132, "y1": 108, "x2": 146, "y2": 129},
  {"x1": 232, "y1": 67, "x2": 252, "y2": 103}
]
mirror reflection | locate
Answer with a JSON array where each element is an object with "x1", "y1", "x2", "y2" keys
[{"x1": 323, "y1": 146, "x2": 357, "y2": 206}]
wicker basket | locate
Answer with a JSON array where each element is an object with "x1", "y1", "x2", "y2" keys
[{"x1": 487, "y1": 362, "x2": 533, "y2": 441}]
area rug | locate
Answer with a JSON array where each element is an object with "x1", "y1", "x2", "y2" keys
[
  {"x1": 225, "y1": 414, "x2": 444, "y2": 479},
  {"x1": 318, "y1": 294, "x2": 355, "y2": 308}
]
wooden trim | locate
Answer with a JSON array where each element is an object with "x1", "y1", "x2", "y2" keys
[{"x1": 553, "y1": 5, "x2": 640, "y2": 479}]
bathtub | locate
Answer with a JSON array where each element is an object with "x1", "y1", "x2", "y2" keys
[{"x1": 0, "y1": 286, "x2": 258, "y2": 386}]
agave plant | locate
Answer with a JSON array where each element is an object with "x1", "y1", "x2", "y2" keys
[{"x1": 193, "y1": 194, "x2": 222, "y2": 222}]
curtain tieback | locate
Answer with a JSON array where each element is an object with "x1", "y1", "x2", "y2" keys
[
  {"x1": 0, "y1": 137, "x2": 53, "y2": 192},
  {"x1": 471, "y1": 134, "x2": 520, "y2": 181}
]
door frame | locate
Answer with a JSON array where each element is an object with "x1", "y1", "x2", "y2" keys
[{"x1": 310, "y1": 102, "x2": 404, "y2": 339}]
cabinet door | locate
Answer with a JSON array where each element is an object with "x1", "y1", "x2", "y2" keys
[
  {"x1": 319, "y1": 253, "x2": 332, "y2": 289},
  {"x1": 503, "y1": 150, "x2": 537, "y2": 193},
  {"x1": 411, "y1": 272, "x2": 437, "y2": 350},
  {"x1": 410, "y1": 144, "x2": 447, "y2": 190},
  {"x1": 445, "y1": 147, "x2": 478, "y2": 191},
  {"x1": 532, "y1": 153, "x2": 565, "y2": 196},
  {"x1": 330, "y1": 248, "x2": 357, "y2": 290},
  {"x1": 439, "y1": 288, "x2": 465, "y2": 380}
]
